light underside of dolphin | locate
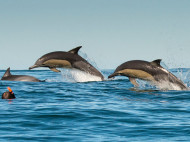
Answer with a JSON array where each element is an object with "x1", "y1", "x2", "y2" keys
[
  {"x1": 117, "y1": 69, "x2": 155, "y2": 87},
  {"x1": 29, "y1": 46, "x2": 104, "y2": 80},
  {"x1": 30, "y1": 59, "x2": 72, "y2": 72},
  {"x1": 1, "y1": 67, "x2": 41, "y2": 82},
  {"x1": 108, "y1": 59, "x2": 188, "y2": 90}
]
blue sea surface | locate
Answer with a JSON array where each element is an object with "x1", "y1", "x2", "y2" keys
[{"x1": 0, "y1": 69, "x2": 190, "y2": 142}]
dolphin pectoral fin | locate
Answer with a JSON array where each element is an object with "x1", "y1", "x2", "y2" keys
[
  {"x1": 129, "y1": 77, "x2": 139, "y2": 87},
  {"x1": 49, "y1": 67, "x2": 61, "y2": 72}
]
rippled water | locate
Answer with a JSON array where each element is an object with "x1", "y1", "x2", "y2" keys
[{"x1": 0, "y1": 69, "x2": 190, "y2": 142}]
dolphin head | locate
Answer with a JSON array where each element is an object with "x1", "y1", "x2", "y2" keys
[
  {"x1": 29, "y1": 64, "x2": 40, "y2": 70},
  {"x1": 108, "y1": 72, "x2": 118, "y2": 78},
  {"x1": 29, "y1": 57, "x2": 45, "y2": 70}
]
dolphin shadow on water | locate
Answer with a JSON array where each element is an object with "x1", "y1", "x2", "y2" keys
[
  {"x1": 108, "y1": 59, "x2": 188, "y2": 90},
  {"x1": 29, "y1": 46, "x2": 104, "y2": 80},
  {"x1": 1, "y1": 67, "x2": 41, "y2": 82}
]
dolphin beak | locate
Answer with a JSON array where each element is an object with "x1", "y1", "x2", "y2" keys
[
  {"x1": 29, "y1": 64, "x2": 38, "y2": 70},
  {"x1": 108, "y1": 73, "x2": 116, "y2": 79}
]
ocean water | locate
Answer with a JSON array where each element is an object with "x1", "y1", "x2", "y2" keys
[{"x1": 0, "y1": 68, "x2": 190, "y2": 142}]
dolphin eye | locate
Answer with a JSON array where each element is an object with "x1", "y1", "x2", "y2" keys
[{"x1": 88, "y1": 65, "x2": 91, "y2": 69}]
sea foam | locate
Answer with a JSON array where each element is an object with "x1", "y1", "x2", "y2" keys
[{"x1": 60, "y1": 69, "x2": 102, "y2": 82}]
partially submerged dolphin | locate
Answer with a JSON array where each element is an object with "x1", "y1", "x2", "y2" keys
[
  {"x1": 29, "y1": 46, "x2": 104, "y2": 80},
  {"x1": 1, "y1": 67, "x2": 41, "y2": 82},
  {"x1": 108, "y1": 59, "x2": 188, "y2": 90}
]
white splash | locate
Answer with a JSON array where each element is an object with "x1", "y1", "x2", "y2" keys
[
  {"x1": 136, "y1": 79, "x2": 188, "y2": 91},
  {"x1": 153, "y1": 80, "x2": 184, "y2": 91},
  {"x1": 61, "y1": 69, "x2": 102, "y2": 83},
  {"x1": 143, "y1": 62, "x2": 189, "y2": 90}
]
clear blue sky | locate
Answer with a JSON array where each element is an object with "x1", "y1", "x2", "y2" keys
[{"x1": 0, "y1": 0, "x2": 190, "y2": 70}]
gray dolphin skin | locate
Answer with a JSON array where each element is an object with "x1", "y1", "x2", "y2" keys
[
  {"x1": 108, "y1": 59, "x2": 188, "y2": 90},
  {"x1": 1, "y1": 67, "x2": 41, "y2": 82},
  {"x1": 29, "y1": 46, "x2": 104, "y2": 80}
]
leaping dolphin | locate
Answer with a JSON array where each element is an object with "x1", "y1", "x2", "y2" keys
[
  {"x1": 1, "y1": 67, "x2": 41, "y2": 82},
  {"x1": 29, "y1": 46, "x2": 104, "y2": 80},
  {"x1": 108, "y1": 59, "x2": 188, "y2": 90}
]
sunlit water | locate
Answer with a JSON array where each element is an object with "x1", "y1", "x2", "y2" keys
[{"x1": 0, "y1": 68, "x2": 190, "y2": 142}]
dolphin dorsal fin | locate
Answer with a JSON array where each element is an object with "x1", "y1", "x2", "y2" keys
[
  {"x1": 68, "y1": 46, "x2": 82, "y2": 54},
  {"x1": 3, "y1": 67, "x2": 12, "y2": 78},
  {"x1": 151, "y1": 59, "x2": 162, "y2": 66}
]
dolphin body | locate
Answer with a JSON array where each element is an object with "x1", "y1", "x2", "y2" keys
[
  {"x1": 1, "y1": 68, "x2": 41, "y2": 82},
  {"x1": 29, "y1": 46, "x2": 104, "y2": 80},
  {"x1": 108, "y1": 59, "x2": 188, "y2": 90}
]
